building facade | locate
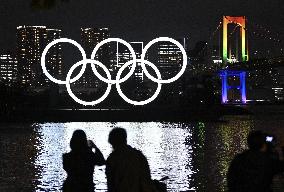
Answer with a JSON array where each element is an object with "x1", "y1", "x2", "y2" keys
[
  {"x1": 117, "y1": 42, "x2": 144, "y2": 81},
  {"x1": 79, "y1": 27, "x2": 110, "y2": 88},
  {"x1": 16, "y1": 26, "x2": 62, "y2": 90},
  {"x1": 157, "y1": 38, "x2": 188, "y2": 79},
  {"x1": 0, "y1": 52, "x2": 18, "y2": 86},
  {"x1": 156, "y1": 38, "x2": 189, "y2": 103}
]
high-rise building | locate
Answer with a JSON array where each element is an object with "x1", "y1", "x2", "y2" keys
[
  {"x1": 117, "y1": 42, "x2": 144, "y2": 81},
  {"x1": 16, "y1": 26, "x2": 62, "y2": 89},
  {"x1": 0, "y1": 52, "x2": 18, "y2": 86},
  {"x1": 45, "y1": 29, "x2": 63, "y2": 84},
  {"x1": 156, "y1": 38, "x2": 189, "y2": 102},
  {"x1": 157, "y1": 38, "x2": 188, "y2": 79},
  {"x1": 80, "y1": 27, "x2": 110, "y2": 88},
  {"x1": 116, "y1": 41, "x2": 155, "y2": 101},
  {"x1": 81, "y1": 28, "x2": 110, "y2": 56}
]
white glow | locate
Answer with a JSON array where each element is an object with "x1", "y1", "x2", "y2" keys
[{"x1": 266, "y1": 136, "x2": 273, "y2": 142}]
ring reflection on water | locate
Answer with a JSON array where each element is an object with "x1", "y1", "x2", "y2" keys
[{"x1": 1, "y1": 117, "x2": 283, "y2": 191}]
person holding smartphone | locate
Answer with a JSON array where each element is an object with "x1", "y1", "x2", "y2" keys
[
  {"x1": 227, "y1": 130, "x2": 284, "y2": 192},
  {"x1": 63, "y1": 129, "x2": 105, "y2": 192}
]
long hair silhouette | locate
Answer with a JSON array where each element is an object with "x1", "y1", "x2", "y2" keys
[{"x1": 70, "y1": 129, "x2": 88, "y2": 152}]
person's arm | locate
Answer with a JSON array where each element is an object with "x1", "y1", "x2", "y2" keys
[
  {"x1": 140, "y1": 152, "x2": 151, "y2": 180},
  {"x1": 88, "y1": 140, "x2": 105, "y2": 166},
  {"x1": 93, "y1": 145, "x2": 105, "y2": 166},
  {"x1": 139, "y1": 151, "x2": 157, "y2": 192}
]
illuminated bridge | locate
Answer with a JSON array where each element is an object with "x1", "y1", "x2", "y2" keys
[{"x1": 207, "y1": 16, "x2": 283, "y2": 104}]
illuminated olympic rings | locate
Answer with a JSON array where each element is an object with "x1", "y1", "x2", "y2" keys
[{"x1": 41, "y1": 37, "x2": 187, "y2": 106}]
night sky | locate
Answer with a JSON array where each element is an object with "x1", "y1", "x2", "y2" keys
[{"x1": 0, "y1": 0, "x2": 283, "y2": 51}]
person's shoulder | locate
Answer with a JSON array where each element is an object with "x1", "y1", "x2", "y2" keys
[
  {"x1": 238, "y1": 150, "x2": 251, "y2": 157},
  {"x1": 63, "y1": 152, "x2": 71, "y2": 158},
  {"x1": 106, "y1": 150, "x2": 116, "y2": 163},
  {"x1": 231, "y1": 150, "x2": 249, "y2": 162},
  {"x1": 62, "y1": 152, "x2": 72, "y2": 163},
  {"x1": 133, "y1": 147, "x2": 144, "y2": 156},
  {"x1": 130, "y1": 146, "x2": 147, "y2": 160},
  {"x1": 126, "y1": 145, "x2": 140, "y2": 154}
]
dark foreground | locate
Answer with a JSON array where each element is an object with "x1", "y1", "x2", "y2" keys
[
  {"x1": 0, "y1": 117, "x2": 284, "y2": 191},
  {"x1": 1, "y1": 105, "x2": 250, "y2": 122}
]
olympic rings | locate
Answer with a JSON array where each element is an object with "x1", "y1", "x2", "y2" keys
[
  {"x1": 116, "y1": 59, "x2": 162, "y2": 106},
  {"x1": 91, "y1": 38, "x2": 137, "y2": 84},
  {"x1": 41, "y1": 38, "x2": 87, "y2": 84},
  {"x1": 140, "y1": 37, "x2": 187, "y2": 84},
  {"x1": 66, "y1": 59, "x2": 112, "y2": 106},
  {"x1": 41, "y1": 37, "x2": 187, "y2": 106}
]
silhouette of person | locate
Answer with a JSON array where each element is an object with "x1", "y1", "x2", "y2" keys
[
  {"x1": 227, "y1": 130, "x2": 284, "y2": 192},
  {"x1": 106, "y1": 127, "x2": 156, "y2": 192},
  {"x1": 63, "y1": 129, "x2": 105, "y2": 192}
]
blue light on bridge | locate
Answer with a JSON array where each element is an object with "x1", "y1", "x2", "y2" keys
[{"x1": 220, "y1": 70, "x2": 247, "y2": 104}]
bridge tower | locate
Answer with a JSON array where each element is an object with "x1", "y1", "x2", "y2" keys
[
  {"x1": 222, "y1": 16, "x2": 248, "y2": 64},
  {"x1": 221, "y1": 16, "x2": 248, "y2": 104}
]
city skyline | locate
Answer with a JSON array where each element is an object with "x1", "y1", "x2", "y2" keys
[
  {"x1": 0, "y1": 21, "x2": 283, "y2": 105},
  {"x1": 0, "y1": 25, "x2": 188, "y2": 91}
]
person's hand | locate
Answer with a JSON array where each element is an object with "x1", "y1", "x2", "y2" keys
[{"x1": 87, "y1": 140, "x2": 97, "y2": 149}]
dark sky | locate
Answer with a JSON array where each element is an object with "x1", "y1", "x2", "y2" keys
[{"x1": 0, "y1": 0, "x2": 283, "y2": 51}]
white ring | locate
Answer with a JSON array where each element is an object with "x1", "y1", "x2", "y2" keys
[
  {"x1": 90, "y1": 38, "x2": 137, "y2": 84},
  {"x1": 116, "y1": 59, "x2": 162, "y2": 105},
  {"x1": 41, "y1": 38, "x2": 87, "y2": 85},
  {"x1": 140, "y1": 37, "x2": 187, "y2": 84},
  {"x1": 65, "y1": 59, "x2": 112, "y2": 106}
]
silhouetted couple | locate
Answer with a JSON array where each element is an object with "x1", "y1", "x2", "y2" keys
[
  {"x1": 227, "y1": 130, "x2": 284, "y2": 192},
  {"x1": 63, "y1": 128, "x2": 156, "y2": 192}
]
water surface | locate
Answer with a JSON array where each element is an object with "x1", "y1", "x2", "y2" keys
[{"x1": 0, "y1": 116, "x2": 284, "y2": 191}]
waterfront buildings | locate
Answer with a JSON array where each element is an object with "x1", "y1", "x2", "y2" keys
[
  {"x1": 0, "y1": 52, "x2": 18, "y2": 86},
  {"x1": 157, "y1": 38, "x2": 188, "y2": 79},
  {"x1": 16, "y1": 26, "x2": 62, "y2": 89},
  {"x1": 117, "y1": 42, "x2": 144, "y2": 81},
  {"x1": 79, "y1": 27, "x2": 110, "y2": 88}
]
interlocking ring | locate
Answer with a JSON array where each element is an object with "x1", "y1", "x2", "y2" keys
[
  {"x1": 91, "y1": 38, "x2": 137, "y2": 84},
  {"x1": 116, "y1": 59, "x2": 162, "y2": 106},
  {"x1": 41, "y1": 38, "x2": 87, "y2": 84},
  {"x1": 41, "y1": 37, "x2": 187, "y2": 106},
  {"x1": 140, "y1": 37, "x2": 187, "y2": 84},
  {"x1": 66, "y1": 59, "x2": 112, "y2": 106}
]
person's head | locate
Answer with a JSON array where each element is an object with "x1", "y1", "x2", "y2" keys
[
  {"x1": 108, "y1": 127, "x2": 127, "y2": 149},
  {"x1": 247, "y1": 130, "x2": 267, "y2": 152},
  {"x1": 70, "y1": 129, "x2": 88, "y2": 152}
]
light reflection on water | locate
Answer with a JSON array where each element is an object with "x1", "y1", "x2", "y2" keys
[
  {"x1": 35, "y1": 122, "x2": 193, "y2": 192},
  {"x1": 0, "y1": 117, "x2": 284, "y2": 192}
]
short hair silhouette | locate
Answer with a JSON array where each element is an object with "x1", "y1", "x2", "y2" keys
[
  {"x1": 108, "y1": 128, "x2": 127, "y2": 146},
  {"x1": 247, "y1": 130, "x2": 266, "y2": 151},
  {"x1": 70, "y1": 129, "x2": 88, "y2": 151}
]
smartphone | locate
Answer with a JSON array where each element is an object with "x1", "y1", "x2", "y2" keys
[{"x1": 266, "y1": 136, "x2": 274, "y2": 142}]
